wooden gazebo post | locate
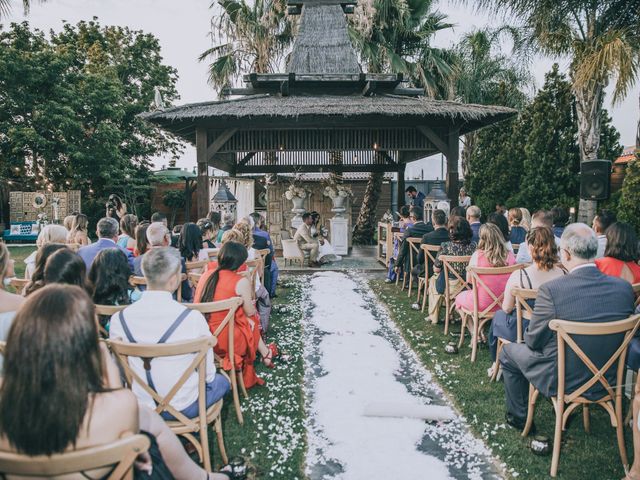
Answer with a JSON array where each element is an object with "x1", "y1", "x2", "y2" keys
[{"x1": 196, "y1": 127, "x2": 209, "y2": 219}]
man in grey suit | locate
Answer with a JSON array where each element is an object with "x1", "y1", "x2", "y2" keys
[{"x1": 499, "y1": 223, "x2": 635, "y2": 431}]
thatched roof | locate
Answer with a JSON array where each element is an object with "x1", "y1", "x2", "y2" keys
[
  {"x1": 286, "y1": 3, "x2": 361, "y2": 74},
  {"x1": 143, "y1": 94, "x2": 517, "y2": 143}
]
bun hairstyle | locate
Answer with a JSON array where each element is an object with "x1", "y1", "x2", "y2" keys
[
  {"x1": 508, "y1": 208, "x2": 522, "y2": 226},
  {"x1": 527, "y1": 227, "x2": 559, "y2": 271}
]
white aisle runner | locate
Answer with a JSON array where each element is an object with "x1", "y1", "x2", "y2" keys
[{"x1": 302, "y1": 272, "x2": 501, "y2": 480}]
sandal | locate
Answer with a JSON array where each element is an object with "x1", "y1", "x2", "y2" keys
[
  {"x1": 267, "y1": 342, "x2": 279, "y2": 358},
  {"x1": 219, "y1": 457, "x2": 248, "y2": 480},
  {"x1": 262, "y1": 349, "x2": 275, "y2": 368}
]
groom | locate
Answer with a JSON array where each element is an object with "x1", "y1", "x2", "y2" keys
[{"x1": 294, "y1": 213, "x2": 321, "y2": 268}]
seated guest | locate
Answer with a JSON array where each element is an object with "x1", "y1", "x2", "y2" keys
[
  {"x1": 110, "y1": 248, "x2": 230, "y2": 419},
  {"x1": 516, "y1": 210, "x2": 560, "y2": 264},
  {"x1": 63, "y1": 214, "x2": 76, "y2": 231},
  {"x1": 0, "y1": 244, "x2": 24, "y2": 369},
  {"x1": 89, "y1": 249, "x2": 140, "y2": 331},
  {"x1": 134, "y1": 222, "x2": 150, "y2": 257},
  {"x1": 198, "y1": 218, "x2": 217, "y2": 249},
  {"x1": 496, "y1": 203, "x2": 507, "y2": 217},
  {"x1": 207, "y1": 211, "x2": 222, "y2": 240},
  {"x1": 194, "y1": 242, "x2": 276, "y2": 389},
  {"x1": 519, "y1": 208, "x2": 532, "y2": 231},
  {"x1": 294, "y1": 213, "x2": 321, "y2": 268},
  {"x1": 395, "y1": 207, "x2": 433, "y2": 278},
  {"x1": 458, "y1": 188, "x2": 471, "y2": 209},
  {"x1": 24, "y1": 244, "x2": 69, "y2": 296},
  {"x1": 179, "y1": 222, "x2": 203, "y2": 263},
  {"x1": 23, "y1": 224, "x2": 68, "y2": 279},
  {"x1": 117, "y1": 214, "x2": 138, "y2": 251},
  {"x1": 385, "y1": 206, "x2": 413, "y2": 283},
  {"x1": 455, "y1": 223, "x2": 516, "y2": 315},
  {"x1": 216, "y1": 212, "x2": 235, "y2": 243},
  {"x1": 414, "y1": 209, "x2": 449, "y2": 279},
  {"x1": 1, "y1": 284, "x2": 229, "y2": 480},
  {"x1": 42, "y1": 249, "x2": 87, "y2": 291},
  {"x1": 151, "y1": 211, "x2": 168, "y2": 226},
  {"x1": 592, "y1": 209, "x2": 617, "y2": 258},
  {"x1": 487, "y1": 212, "x2": 514, "y2": 252},
  {"x1": 488, "y1": 227, "x2": 566, "y2": 374},
  {"x1": 508, "y1": 208, "x2": 527, "y2": 246},
  {"x1": 78, "y1": 217, "x2": 134, "y2": 271},
  {"x1": 427, "y1": 217, "x2": 477, "y2": 324},
  {"x1": 551, "y1": 206, "x2": 569, "y2": 238},
  {"x1": 450, "y1": 206, "x2": 467, "y2": 219},
  {"x1": 67, "y1": 213, "x2": 90, "y2": 246},
  {"x1": 466, "y1": 206, "x2": 482, "y2": 244},
  {"x1": 250, "y1": 212, "x2": 276, "y2": 296},
  {"x1": 499, "y1": 224, "x2": 635, "y2": 432},
  {"x1": 595, "y1": 222, "x2": 640, "y2": 284}
]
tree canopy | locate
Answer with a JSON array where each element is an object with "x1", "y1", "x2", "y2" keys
[{"x1": 0, "y1": 19, "x2": 181, "y2": 222}]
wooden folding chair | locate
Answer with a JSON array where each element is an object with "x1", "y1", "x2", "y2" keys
[
  {"x1": 0, "y1": 433, "x2": 150, "y2": 480},
  {"x1": 129, "y1": 274, "x2": 187, "y2": 302},
  {"x1": 0, "y1": 340, "x2": 5, "y2": 355},
  {"x1": 406, "y1": 238, "x2": 422, "y2": 298},
  {"x1": 8, "y1": 277, "x2": 28, "y2": 294},
  {"x1": 633, "y1": 282, "x2": 640, "y2": 309},
  {"x1": 185, "y1": 298, "x2": 246, "y2": 424},
  {"x1": 418, "y1": 244, "x2": 441, "y2": 312},
  {"x1": 522, "y1": 314, "x2": 640, "y2": 477},
  {"x1": 186, "y1": 259, "x2": 208, "y2": 272},
  {"x1": 458, "y1": 264, "x2": 524, "y2": 362},
  {"x1": 491, "y1": 287, "x2": 537, "y2": 382},
  {"x1": 188, "y1": 272, "x2": 203, "y2": 289},
  {"x1": 245, "y1": 259, "x2": 262, "y2": 293},
  {"x1": 108, "y1": 337, "x2": 227, "y2": 471},
  {"x1": 206, "y1": 249, "x2": 220, "y2": 261},
  {"x1": 94, "y1": 304, "x2": 128, "y2": 338},
  {"x1": 439, "y1": 255, "x2": 472, "y2": 335},
  {"x1": 393, "y1": 232, "x2": 405, "y2": 288}
]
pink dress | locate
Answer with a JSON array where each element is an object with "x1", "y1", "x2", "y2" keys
[{"x1": 455, "y1": 250, "x2": 516, "y2": 312}]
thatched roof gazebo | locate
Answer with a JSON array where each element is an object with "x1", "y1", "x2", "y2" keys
[{"x1": 142, "y1": 0, "x2": 516, "y2": 218}]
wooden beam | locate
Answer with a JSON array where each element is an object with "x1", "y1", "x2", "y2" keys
[
  {"x1": 236, "y1": 164, "x2": 396, "y2": 174},
  {"x1": 445, "y1": 129, "x2": 460, "y2": 202},
  {"x1": 362, "y1": 81, "x2": 377, "y2": 97},
  {"x1": 209, "y1": 152, "x2": 235, "y2": 172},
  {"x1": 379, "y1": 151, "x2": 397, "y2": 165},
  {"x1": 238, "y1": 152, "x2": 256, "y2": 167},
  {"x1": 196, "y1": 127, "x2": 209, "y2": 218},
  {"x1": 206, "y1": 129, "x2": 238, "y2": 160},
  {"x1": 280, "y1": 80, "x2": 290, "y2": 97},
  {"x1": 416, "y1": 125, "x2": 451, "y2": 158},
  {"x1": 397, "y1": 162, "x2": 406, "y2": 208}
]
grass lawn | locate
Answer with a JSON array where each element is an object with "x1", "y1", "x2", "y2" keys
[
  {"x1": 371, "y1": 279, "x2": 633, "y2": 480},
  {"x1": 211, "y1": 277, "x2": 307, "y2": 479},
  {"x1": 7, "y1": 245, "x2": 35, "y2": 279}
]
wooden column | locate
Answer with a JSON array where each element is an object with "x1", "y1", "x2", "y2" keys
[
  {"x1": 397, "y1": 161, "x2": 406, "y2": 208},
  {"x1": 445, "y1": 129, "x2": 460, "y2": 202},
  {"x1": 196, "y1": 127, "x2": 209, "y2": 219}
]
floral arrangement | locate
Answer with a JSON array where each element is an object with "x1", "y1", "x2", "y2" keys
[
  {"x1": 381, "y1": 210, "x2": 394, "y2": 223},
  {"x1": 36, "y1": 212, "x2": 49, "y2": 226},
  {"x1": 284, "y1": 183, "x2": 307, "y2": 200},
  {"x1": 323, "y1": 183, "x2": 353, "y2": 199}
]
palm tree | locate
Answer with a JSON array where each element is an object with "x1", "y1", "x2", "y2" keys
[
  {"x1": 452, "y1": 28, "x2": 530, "y2": 178},
  {"x1": 0, "y1": 0, "x2": 38, "y2": 19},
  {"x1": 350, "y1": 0, "x2": 456, "y2": 243},
  {"x1": 199, "y1": 0, "x2": 294, "y2": 95},
  {"x1": 470, "y1": 0, "x2": 640, "y2": 221}
]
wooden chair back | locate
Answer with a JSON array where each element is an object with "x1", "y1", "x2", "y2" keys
[
  {"x1": 550, "y1": 314, "x2": 640, "y2": 404},
  {"x1": 418, "y1": 244, "x2": 441, "y2": 310},
  {"x1": 406, "y1": 238, "x2": 422, "y2": 297},
  {"x1": 281, "y1": 239, "x2": 304, "y2": 266},
  {"x1": 245, "y1": 258, "x2": 262, "y2": 292},
  {"x1": 185, "y1": 260, "x2": 208, "y2": 272},
  {"x1": 8, "y1": 277, "x2": 28, "y2": 293},
  {"x1": 439, "y1": 255, "x2": 472, "y2": 334},
  {"x1": 188, "y1": 272, "x2": 203, "y2": 288},
  {"x1": 467, "y1": 264, "x2": 524, "y2": 318},
  {"x1": 512, "y1": 287, "x2": 538, "y2": 343},
  {"x1": 0, "y1": 434, "x2": 150, "y2": 480},
  {"x1": 633, "y1": 282, "x2": 640, "y2": 308},
  {"x1": 94, "y1": 304, "x2": 128, "y2": 338}
]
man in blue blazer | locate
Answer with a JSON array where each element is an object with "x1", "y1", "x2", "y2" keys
[
  {"x1": 78, "y1": 217, "x2": 134, "y2": 272},
  {"x1": 499, "y1": 223, "x2": 635, "y2": 432}
]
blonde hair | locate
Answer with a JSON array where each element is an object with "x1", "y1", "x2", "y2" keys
[
  {"x1": 232, "y1": 222, "x2": 253, "y2": 249},
  {"x1": 63, "y1": 215, "x2": 75, "y2": 230},
  {"x1": 221, "y1": 229, "x2": 245, "y2": 245},
  {"x1": 0, "y1": 243, "x2": 11, "y2": 281},
  {"x1": 520, "y1": 208, "x2": 531, "y2": 231},
  {"x1": 67, "y1": 214, "x2": 88, "y2": 243},
  {"x1": 508, "y1": 208, "x2": 522, "y2": 226},
  {"x1": 36, "y1": 225, "x2": 69, "y2": 248},
  {"x1": 477, "y1": 223, "x2": 509, "y2": 267}
]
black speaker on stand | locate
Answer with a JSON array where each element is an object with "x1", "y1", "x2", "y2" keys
[{"x1": 580, "y1": 160, "x2": 611, "y2": 201}]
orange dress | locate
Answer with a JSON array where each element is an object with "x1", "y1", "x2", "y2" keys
[
  {"x1": 595, "y1": 257, "x2": 640, "y2": 284},
  {"x1": 194, "y1": 269, "x2": 263, "y2": 389}
]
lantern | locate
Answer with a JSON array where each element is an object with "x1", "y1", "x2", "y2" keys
[{"x1": 424, "y1": 181, "x2": 449, "y2": 224}]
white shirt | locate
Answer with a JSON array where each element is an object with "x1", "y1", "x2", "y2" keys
[
  {"x1": 459, "y1": 196, "x2": 471, "y2": 208},
  {"x1": 596, "y1": 235, "x2": 607, "y2": 259},
  {"x1": 109, "y1": 290, "x2": 216, "y2": 411},
  {"x1": 516, "y1": 236, "x2": 561, "y2": 264}
]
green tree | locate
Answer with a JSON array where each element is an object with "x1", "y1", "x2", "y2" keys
[
  {"x1": 199, "y1": 0, "x2": 294, "y2": 94},
  {"x1": 618, "y1": 156, "x2": 640, "y2": 233},
  {"x1": 0, "y1": 20, "x2": 181, "y2": 225},
  {"x1": 470, "y1": 0, "x2": 640, "y2": 221},
  {"x1": 163, "y1": 189, "x2": 185, "y2": 228},
  {"x1": 0, "y1": 0, "x2": 37, "y2": 19}
]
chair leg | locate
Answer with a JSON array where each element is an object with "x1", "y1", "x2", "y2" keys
[
  {"x1": 229, "y1": 369, "x2": 244, "y2": 425},
  {"x1": 522, "y1": 385, "x2": 539, "y2": 437},
  {"x1": 617, "y1": 384, "x2": 630, "y2": 469},
  {"x1": 626, "y1": 371, "x2": 637, "y2": 425},
  {"x1": 444, "y1": 297, "x2": 451, "y2": 335},
  {"x1": 550, "y1": 400, "x2": 564, "y2": 477},
  {"x1": 582, "y1": 405, "x2": 590, "y2": 433},
  {"x1": 200, "y1": 415, "x2": 212, "y2": 472},
  {"x1": 471, "y1": 314, "x2": 479, "y2": 363},
  {"x1": 215, "y1": 415, "x2": 229, "y2": 465},
  {"x1": 416, "y1": 280, "x2": 422, "y2": 303},
  {"x1": 238, "y1": 369, "x2": 249, "y2": 399},
  {"x1": 421, "y1": 280, "x2": 428, "y2": 313},
  {"x1": 408, "y1": 274, "x2": 413, "y2": 297},
  {"x1": 457, "y1": 312, "x2": 467, "y2": 349}
]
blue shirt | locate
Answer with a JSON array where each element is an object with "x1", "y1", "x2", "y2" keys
[
  {"x1": 78, "y1": 238, "x2": 134, "y2": 272},
  {"x1": 411, "y1": 191, "x2": 426, "y2": 209},
  {"x1": 253, "y1": 227, "x2": 274, "y2": 254}
]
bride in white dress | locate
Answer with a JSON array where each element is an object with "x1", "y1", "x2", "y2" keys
[{"x1": 310, "y1": 212, "x2": 342, "y2": 263}]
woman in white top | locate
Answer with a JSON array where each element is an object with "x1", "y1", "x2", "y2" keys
[
  {"x1": 487, "y1": 226, "x2": 566, "y2": 375},
  {"x1": 458, "y1": 188, "x2": 471, "y2": 209},
  {"x1": 23, "y1": 224, "x2": 68, "y2": 279},
  {"x1": 0, "y1": 243, "x2": 24, "y2": 371},
  {"x1": 310, "y1": 212, "x2": 341, "y2": 263}
]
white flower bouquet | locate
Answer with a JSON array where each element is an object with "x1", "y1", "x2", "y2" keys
[
  {"x1": 284, "y1": 184, "x2": 307, "y2": 200},
  {"x1": 323, "y1": 183, "x2": 353, "y2": 199}
]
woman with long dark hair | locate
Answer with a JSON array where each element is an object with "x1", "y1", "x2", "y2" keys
[
  {"x1": 117, "y1": 213, "x2": 138, "y2": 252},
  {"x1": 179, "y1": 222, "x2": 203, "y2": 262},
  {"x1": 24, "y1": 244, "x2": 69, "y2": 296},
  {"x1": 0, "y1": 284, "x2": 234, "y2": 480},
  {"x1": 194, "y1": 241, "x2": 274, "y2": 389},
  {"x1": 89, "y1": 249, "x2": 140, "y2": 306},
  {"x1": 134, "y1": 223, "x2": 150, "y2": 257},
  {"x1": 596, "y1": 222, "x2": 640, "y2": 284},
  {"x1": 43, "y1": 249, "x2": 87, "y2": 290}
]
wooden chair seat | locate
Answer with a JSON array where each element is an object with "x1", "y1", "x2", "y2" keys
[
  {"x1": 521, "y1": 315, "x2": 640, "y2": 477},
  {"x1": 0, "y1": 433, "x2": 150, "y2": 480}
]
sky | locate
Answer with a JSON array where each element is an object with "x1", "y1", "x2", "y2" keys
[{"x1": 5, "y1": 0, "x2": 638, "y2": 180}]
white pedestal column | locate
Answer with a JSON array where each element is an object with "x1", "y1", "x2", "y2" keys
[{"x1": 330, "y1": 217, "x2": 349, "y2": 255}]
